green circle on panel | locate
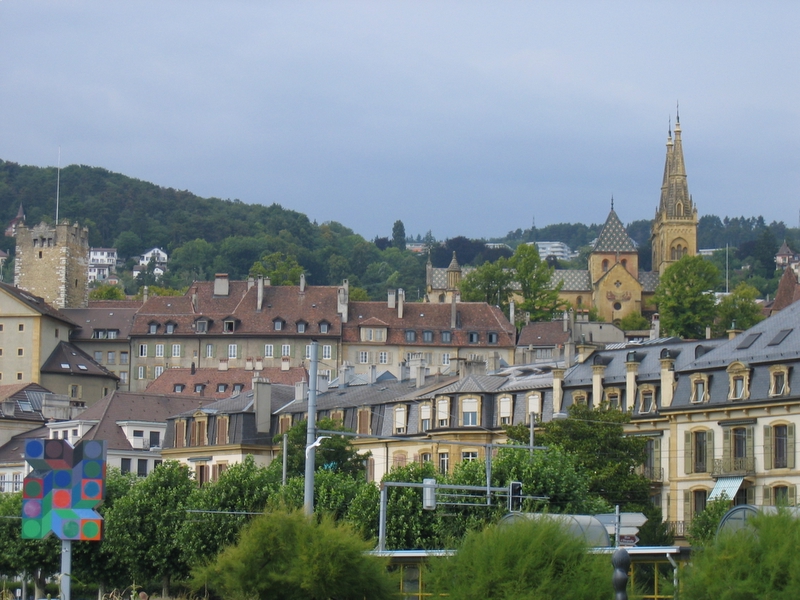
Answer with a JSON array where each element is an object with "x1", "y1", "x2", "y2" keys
[
  {"x1": 63, "y1": 521, "x2": 80, "y2": 538},
  {"x1": 24, "y1": 480, "x2": 42, "y2": 497},
  {"x1": 84, "y1": 461, "x2": 102, "y2": 478},
  {"x1": 82, "y1": 521, "x2": 100, "y2": 539},
  {"x1": 22, "y1": 520, "x2": 41, "y2": 538}
]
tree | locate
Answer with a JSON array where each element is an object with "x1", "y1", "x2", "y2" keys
[
  {"x1": 392, "y1": 220, "x2": 406, "y2": 251},
  {"x1": 249, "y1": 251, "x2": 305, "y2": 285},
  {"x1": 538, "y1": 404, "x2": 650, "y2": 510},
  {"x1": 686, "y1": 495, "x2": 732, "y2": 546},
  {"x1": 510, "y1": 243, "x2": 563, "y2": 322},
  {"x1": 104, "y1": 461, "x2": 194, "y2": 597},
  {"x1": 89, "y1": 283, "x2": 125, "y2": 300},
  {"x1": 653, "y1": 255, "x2": 720, "y2": 339},
  {"x1": 459, "y1": 258, "x2": 514, "y2": 311},
  {"x1": 114, "y1": 231, "x2": 143, "y2": 259},
  {"x1": 193, "y1": 509, "x2": 394, "y2": 600},
  {"x1": 429, "y1": 517, "x2": 609, "y2": 600},
  {"x1": 618, "y1": 311, "x2": 650, "y2": 331},
  {"x1": 713, "y1": 282, "x2": 764, "y2": 337}
]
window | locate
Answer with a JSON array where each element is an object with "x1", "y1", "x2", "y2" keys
[
  {"x1": 223, "y1": 320, "x2": 235, "y2": 333},
  {"x1": 765, "y1": 424, "x2": 795, "y2": 470},
  {"x1": 693, "y1": 489, "x2": 707, "y2": 515},
  {"x1": 405, "y1": 330, "x2": 416, "y2": 342},
  {"x1": 16, "y1": 373, "x2": 22, "y2": 381},
  {"x1": 527, "y1": 393, "x2": 542, "y2": 422},
  {"x1": 394, "y1": 405, "x2": 407, "y2": 434},
  {"x1": 137, "y1": 366, "x2": 145, "y2": 379},
  {"x1": 438, "y1": 452, "x2": 449, "y2": 474},
  {"x1": 379, "y1": 351, "x2": 389, "y2": 364},
  {"x1": 121, "y1": 458, "x2": 131, "y2": 474},
  {"x1": 770, "y1": 366, "x2": 790, "y2": 397},
  {"x1": 195, "y1": 384, "x2": 205, "y2": 393},
  {"x1": 120, "y1": 351, "x2": 129, "y2": 365},
  {"x1": 119, "y1": 371, "x2": 128, "y2": 384},
  {"x1": 206, "y1": 344, "x2": 214, "y2": 358},
  {"x1": 441, "y1": 331, "x2": 452, "y2": 343},
  {"x1": 488, "y1": 332, "x2": 498, "y2": 344},
  {"x1": 17, "y1": 348, "x2": 23, "y2": 356},
  {"x1": 727, "y1": 362, "x2": 751, "y2": 400},
  {"x1": 149, "y1": 323, "x2": 158, "y2": 334},
  {"x1": 196, "y1": 320, "x2": 208, "y2": 333},
  {"x1": 297, "y1": 322, "x2": 306, "y2": 333},
  {"x1": 174, "y1": 384, "x2": 185, "y2": 393},
  {"x1": 359, "y1": 351, "x2": 369, "y2": 364},
  {"x1": 228, "y1": 344, "x2": 237, "y2": 359},
  {"x1": 139, "y1": 344, "x2": 148, "y2": 358},
  {"x1": 154, "y1": 366, "x2": 164, "y2": 378},
  {"x1": 107, "y1": 329, "x2": 118, "y2": 339},
  {"x1": 149, "y1": 432, "x2": 161, "y2": 451},
  {"x1": 423, "y1": 331, "x2": 433, "y2": 343},
  {"x1": 70, "y1": 385, "x2": 80, "y2": 399},
  {"x1": 172, "y1": 344, "x2": 181, "y2": 358},
  {"x1": 18, "y1": 324, "x2": 24, "y2": 332},
  {"x1": 462, "y1": 451, "x2": 478, "y2": 462},
  {"x1": 133, "y1": 430, "x2": 144, "y2": 438},
  {"x1": 273, "y1": 319, "x2": 283, "y2": 331},
  {"x1": 233, "y1": 383, "x2": 244, "y2": 393},
  {"x1": 732, "y1": 377, "x2": 744, "y2": 399},
  {"x1": 468, "y1": 332, "x2": 479, "y2": 344},
  {"x1": 155, "y1": 344, "x2": 164, "y2": 358},
  {"x1": 323, "y1": 345, "x2": 332, "y2": 360},
  {"x1": 420, "y1": 452, "x2": 432, "y2": 463},
  {"x1": 264, "y1": 344, "x2": 274, "y2": 357},
  {"x1": 498, "y1": 397, "x2": 512, "y2": 425},
  {"x1": 437, "y1": 398, "x2": 450, "y2": 427},
  {"x1": 94, "y1": 351, "x2": 103, "y2": 363},
  {"x1": 320, "y1": 322, "x2": 330, "y2": 334},
  {"x1": 166, "y1": 323, "x2": 175, "y2": 334},
  {"x1": 640, "y1": 390, "x2": 654, "y2": 413},
  {"x1": 691, "y1": 376, "x2": 707, "y2": 403},
  {"x1": 107, "y1": 351, "x2": 116, "y2": 364},
  {"x1": 462, "y1": 398, "x2": 478, "y2": 426},
  {"x1": 217, "y1": 384, "x2": 227, "y2": 393},
  {"x1": 281, "y1": 344, "x2": 291, "y2": 357},
  {"x1": 684, "y1": 430, "x2": 713, "y2": 474},
  {"x1": 420, "y1": 404, "x2": 432, "y2": 431}
]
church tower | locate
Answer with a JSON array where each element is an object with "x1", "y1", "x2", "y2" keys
[
  {"x1": 651, "y1": 114, "x2": 698, "y2": 276},
  {"x1": 14, "y1": 220, "x2": 89, "y2": 309}
]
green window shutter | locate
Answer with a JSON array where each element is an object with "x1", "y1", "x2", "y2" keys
[
  {"x1": 790, "y1": 486, "x2": 797, "y2": 507},
  {"x1": 706, "y1": 430, "x2": 715, "y2": 473},
  {"x1": 764, "y1": 426, "x2": 773, "y2": 470},
  {"x1": 684, "y1": 431, "x2": 693, "y2": 475},
  {"x1": 683, "y1": 490, "x2": 692, "y2": 521},
  {"x1": 654, "y1": 438, "x2": 661, "y2": 476},
  {"x1": 763, "y1": 485, "x2": 772, "y2": 507},
  {"x1": 746, "y1": 486, "x2": 755, "y2": 505},
  {"x1": 237, "y1": 344, "x2": 241, "y2": 359},
  {"x1": 746, "y1": 426, "x2": 754, "y2": 459},
  {"x1": 723, "y1": 428, "x2": 731, "y2": 469},
  {"x1": 789, "y1": 424, "x2": 796, "y2": 469},
  {"x1": 166, "y1": 344, "x2": 171, "y2": 358}
]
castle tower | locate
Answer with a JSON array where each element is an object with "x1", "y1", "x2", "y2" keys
[
  {"x1": 14, "y1": 220, "x2": 89, "y2": 308},
  {"x1": 651, "y1": 114, "x2": 698, "y2": 275}
]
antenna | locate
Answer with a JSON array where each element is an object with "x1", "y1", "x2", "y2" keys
[{"x1": 55, "y1": 147, "x2": 61, "y2": 223}]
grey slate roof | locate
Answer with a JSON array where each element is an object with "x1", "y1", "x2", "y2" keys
[
  {"x1": 638, "y1": 271, "x2": 660, "y2": 293},
  {"x1": 40, "y1": 342, "x2": 118, "y2": 379},
  {"x1": 593, "y1": 209, "x2": 637, "y2": 253},
  {"x1": 550, "y1": 270, "x2": 591, "y2": 291}
]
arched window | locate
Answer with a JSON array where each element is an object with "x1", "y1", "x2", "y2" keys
[
  {"x1": 676, "y1": 202, "x2": 684, "y2": 217},
  {"x1": 602, "y1": 259, "x2": 609, "y2": 272}
]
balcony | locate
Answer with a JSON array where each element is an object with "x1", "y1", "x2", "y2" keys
[
  {"x1": 712, "y1": 457, "x2": 755, "y2": 477},
  {"x1": 667, "y1": 521, "x2": 687, "y2": 538},
  {"x1": 636, "y1": 465, "x2": 664, "y2": 482},
  {"x1": 130, "y1": 437, "x2": 150, "y2": 450}
]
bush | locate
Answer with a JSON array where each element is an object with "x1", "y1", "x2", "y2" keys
[
  {"x1": 682, "y1": 510, "x2": 800, "y2": 600},
  {"x1": 428, "y1": 517, "x2": 610, "y2": 600},
  {"x1": 193, "y1": 509, "x2": 394, "y2": 600}
]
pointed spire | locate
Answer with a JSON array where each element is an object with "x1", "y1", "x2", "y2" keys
[
  {"x1": 611, "y1": 195, "x2": 614, "y2": 211},
  {"x1": 657, "y1": 110, "x2": 690, "y2": 218},
  {"x1": 594, "y1": 207, "x2": 636, "y2": 253},
  {"x1": 447, "y1": 251, "x2": 460, "y2": 271}
]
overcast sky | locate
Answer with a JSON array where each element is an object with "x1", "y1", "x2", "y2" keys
[{"x1": 1, "y1": 2, "x2": 799, "y2": 241}]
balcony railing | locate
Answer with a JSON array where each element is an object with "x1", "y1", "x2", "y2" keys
[
  {"x1": 712, "y1": 457, "x2": 755, "y2": 477},
  {"x1": 130, "y1": 437, "x2": 150, "y2": 450},
  {"x1": 636, "y1": 465, "x2": 664, "y2": 482},
  {"x1": 667, "y1": 521, "x2": 687, "y2": 538}
]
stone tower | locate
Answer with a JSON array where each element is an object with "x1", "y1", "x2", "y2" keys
[
  {"x1": 651, "y1": 114, "x2": 698, "y2": 276},
  {"x1": 14, "y1": 220, "x2": 89, "y2": 308}
]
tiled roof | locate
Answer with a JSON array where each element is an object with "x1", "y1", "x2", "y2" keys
[
  {"x1": 777, "y1": 241, "x2": 793, "y2": 257},
  {"x1": 0, "y1": 282, "x2": 76, "y2": 326},
  {"x1": 518, "y1": 321, "x2": 569, "y2": 347},
  {"x1": 88, "y1": 300, "x2": 143, "y2": 309},
  {"x1": 550, "y1": 270, "x2": 591, "y2": 291},
  {"x1": 638, "y1": 271, "x2": 660, "y2": 293},
  {"x1": 63, "y1": 306, "x2": 140, "y2": 340},
  {"x1": 343, "y1": 301, "x2": 515, "y2": 347},
  {"x1": 145, "y1": 367, "x2": 308, "y2": 399},
  {"x1": 593, "y1": 209, "x2": 637, "y2": 253},
  {"x1": 0, "y1": 383, "x2": 54, "y2": 422},
  {"x1": 40, "y1": 342, "x2": 118, "y2": 379},
  {"x1": 130, "y1": 280, "x2": 342, "y2": 337},
  {"x1": 171, "y1": 384, "x2": 296, "y2": 418},
  {"x1": 78, "y1": 391, "x2": 213, "y2": 450},
  {"x1": 770, "y1": 267, "x2": 800, "y2": 314}
]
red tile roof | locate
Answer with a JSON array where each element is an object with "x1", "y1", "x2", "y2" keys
[
  {"x1": 517, "y1": 321, "x2": 569, "y2": 347},
  {"x1": 144, "y1": 366, "x2": 308, "y2": 399}
]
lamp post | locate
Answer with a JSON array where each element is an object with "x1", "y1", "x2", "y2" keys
[{"x1": 303, "y1": 341, "x2": 320, "y2": 516}]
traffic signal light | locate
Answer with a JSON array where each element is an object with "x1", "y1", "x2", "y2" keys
[{"x1": 509, "y1": 481, "x2": 523, "y2": 512}]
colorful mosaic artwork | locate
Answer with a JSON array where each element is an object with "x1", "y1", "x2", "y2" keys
[{"x1": 21, "y1": 438, "x2": 107, "y2": 541}]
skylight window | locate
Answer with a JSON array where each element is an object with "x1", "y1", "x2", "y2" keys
[
  {"x1": 78, "y1": 364, "x2": 88, "y2": 371},
  {"x1": 768, "y1": 329, "x2": 793, "y2": 346},
  {"x1": 737, "y1": 333, "x2": 761, "y2": 350},
  {"x1": 60, "y1": 363, "x2": 70, "y2": 369},
  {"x1": 19, "y1": 401, "x2": 33, "y2": 412}
]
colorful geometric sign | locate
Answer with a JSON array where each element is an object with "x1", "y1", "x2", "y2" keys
[{"x1": 21, "y1": 439, "x2": 107, "y2": 541}]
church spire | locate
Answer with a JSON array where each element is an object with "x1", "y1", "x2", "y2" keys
[{"x1": 658, "y1": 111, "x2": 691, "y2": 219}]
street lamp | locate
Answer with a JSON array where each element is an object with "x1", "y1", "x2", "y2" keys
[{"x1": 305, "y1": 436, "x2": 331, "y2": 459}]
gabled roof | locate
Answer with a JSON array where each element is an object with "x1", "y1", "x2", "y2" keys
[
  {"x1": 62, "y1": 306, "x2": 140, "y2": 340},
  {"x1": 0, "y1": 383, "x2": 55, "y2": 422},
  {"x1": 169, "y1": 384, "x2": 295, "y2": 418},
  {"x1": 145, "y1": 366, "x2": 308, "y2": 399},
  {"x1": 0, "y1": 282, "x2": 76, "y2": 326},
  {"x1": 593, "y1": 209, "x2": 637, "y2": 253},
  {"x1": 518, "y1": 321, "x2": 569, "y2": 347},
  {"x1": 40, "y1": 342, "x2": 118, "y2": 379}
]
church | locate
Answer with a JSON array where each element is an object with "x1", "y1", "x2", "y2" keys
[{"x1": 426, "y1": 116, "x2": 699, "y2": 325}]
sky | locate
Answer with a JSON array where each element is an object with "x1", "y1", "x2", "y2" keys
[{"x1": 1, "y1": 2, "x2": 799, "y2": 242}]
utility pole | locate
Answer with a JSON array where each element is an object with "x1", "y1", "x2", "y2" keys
[{"x1": 303, "y1": 341, "x2": 319, "y2": 516}]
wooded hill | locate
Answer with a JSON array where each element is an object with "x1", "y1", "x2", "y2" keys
[{"x1": 0, "y1": 159, "x2": 795, "y2": 299}]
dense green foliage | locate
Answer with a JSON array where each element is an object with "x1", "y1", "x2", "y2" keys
[
  {"x1": 713, "y1": 282, "x2": 764, "y2": 337},
  {"x1": 686, "y1": 496, "x2": 733, "y2": 547},
  {"x1": 653, "y1": 255, "x2": 720, "y2": 338},
  {"x1": 429, "y1": 517, "x2": 610, "y2": 600},
  {"x1": 193, "y1": 509, "x2": 394, "y2": 600},
  {"x1": 682, "y1": 511, "x2": 800, "y2": 600}
]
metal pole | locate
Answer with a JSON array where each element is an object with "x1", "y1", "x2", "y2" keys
[
  {"x1": 378, "y1": 483, "x2": 388, "y2": 551},
  {"x1": 529, "y1": 412, "x2": 535, "y2": 454},
  {"x1": 282, "y1": 433, "x2": 288, "y2": 486},
  {"x1": 303, "y1": 341, "x2": 320, "y2": 516},
  {"x1": 60, "y1": 539, "x2": 71, "y2": 600},
  {"x1": 615, "y1": 504, "x2": 621, "y2": 547},
  {"x1": 485, "y1": 446, "x2": 492, "y2": 505}
]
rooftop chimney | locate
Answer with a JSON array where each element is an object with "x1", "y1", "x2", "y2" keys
[
  {"x1": 295, "y1": 379, "x2": 309, "y2": 402},
  {"x1": 369, "y1": 364, "x2": 377, "y2": 384},
  {"x1": 341, "y1": 363, "x2": 354, "y2": 387},
  {"x1": 451, "y1": 294, "x2": 457, "y2": 329},
  {"x1": 398, "y1": 361, "x2": 410, "y2": 382},
  {"x1": 317, "y1": 373, "x2": 329, "y2": 394},
  {"x1": 143, "y1": 286, "x2": 149, "y2": 303},
  {"x1": 214, "y1": 273, "x2": 230, "y2": 296},
  {"x1": 509, "y1": 301, "x2": 515, "y2": 327},
  {"x1": 253, "y1": 377, "x2": 272, "y2": 433},
  {"x1": 2, "y1": 399, "x2": 15, "y2": 417},
  {"x1": 388, "y1": 289, "x2": 396, "y2": 309},
  {"x1": 257, "y1": 276, "x2": 264, "y2": 311},
  {"x1": 265, "y1": 276, "x2": 271, "y2": 286},
  {"x1": 299, "y1": 273, "x2": 306, "y2": 292},
  {"x1": 247, "y1": 276, "x2": 255, "y2": 290},
  {"x1": 191, "y1": 287, "x2": 198, "y2": 312},
  {"x1": 397, "y1": 288, "x2": 404, "y2": 319},
  {"x1": 338, "y1": 280, "x2": 349, "y2": 323},
  {"x1": 191, "y1": 361, "x2": 196, "y2": 375}
]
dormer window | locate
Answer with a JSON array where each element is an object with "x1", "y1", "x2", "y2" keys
[
  {"x1": 319, "y1": 322, "x2": 330, "y2": 334},
  {"x1": 217, "y1": 384, "x2": 228, "y2": 393},
  {"x1": 166, "y1": 323, "x2": 176, "y2": 334},
  {"x1": 195, "y1": 384, "x2": 205, "y2": 393},
  {"x1": 296, "y1": 321, "x2": 307, "y2": 333},
  {"x1": 423, "y1": 330, "x2": 434, "y2": 343},
  {"x1": 727, "y1": 362, "x2": 751, "y2": 401},
  {"x1": 223, "y1": 320, "x2": 235, "y2": 333},
  {"x1": 441, "y1": 331, "x2": 452, "y2": 343},
  {"x1": 196, "y1": 320, "x2": 208, "y2": 333},
  {"x1": 690, "y1": 374, "x2": 709, "y2": 403},
  {"x1": 273, "y1": 319, "x2": 284, "y2": 331},
  {"x1": 148, "y1": 323, "x2": 158, "y2": 334},
  {"x1": 173, "y1": 384, "x2": 184, "y2": 393},
  {"x1": 769, "y1": 366, "x2": 791, "y2": 397},
  {"x1": 233, "y1": 383, "x2": 244, "y2": 393},
  {"x1": 488, "y1": 332, "x2": 498, "y2": 344},
  {"x1": 405, "y1": 330, "x2": 417, "y2": 343},
  {"x1": 468, "y1": 332, "x2": 479, "y2": 344}
]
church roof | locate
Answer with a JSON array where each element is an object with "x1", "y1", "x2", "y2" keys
[
  {"x1": 658, "y1": 116, "x2": 694, "y2": 219},
  {"x1": 592, "y1": 209, "x2": 637, "y2": 253},
  {"x1": 550, "y1": 270, "x2": 591, "y2": 291}
]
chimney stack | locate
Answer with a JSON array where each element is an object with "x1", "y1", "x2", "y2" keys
[
  {"x1": 253, "y1": 377, "x2": 272, "y2": 433},
  {"x1": 257, "y1": 276, "x2": 264, "y2": 311},
  {"x1": 388, "y1": 289, "x2": 396, "y2": 309},
  {"x1": 247, "y1": 276, "x2": 255, "y2": 290},
  {"x1": 191, "y1": 287, "x2": 198, "y2": 312},
  {"x1": 369, "y1": 364, "x2": 377, "y2": 384},
  {"x1": 397, "y1": 288, "x2": 404, "y2": 319},
  {"x1": 299, "y1": 273, "x2": 306, "y2": 293},
  {"x1": 214, "y1": 273, "x2": 230, "y2": 296},
  {"x1": 451, "y1": 294, "x2": 457, "y2": 329},
  {"x1": 143, "y1": 286, "x2": 149, "y2": 303},
  {"x1": 338, "y1": 280, "x2": 349, "y2": 323},
  {"x1": 295, "y1": 379, "x2": 309, "y2": 402},
  {"x1": 509, "y1": 301, "x2": 515, "y2": 327}
]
